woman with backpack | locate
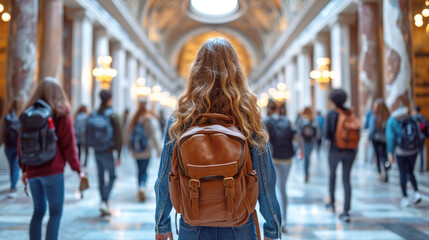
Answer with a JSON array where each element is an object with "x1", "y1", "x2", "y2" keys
[
  {"x1": 369, "y1": 99, "x2": 390, "y2": 182},
  {"x1": 20, "y1": 77, "x2": 83, "y2": 240},
  {"x1": 386, "y1": 104, "x2": 422, "y2": 208},
  {"x1": 265, "y1": 99, "x2": 298, "y2": 234},
  {"x1": 155, "y1": 38, "x2": 281, "y2": 240},
  {"x1": 74, "y1": 105, "x2": 89, "y2": 168},
  {"x1": 128, "y1": 100, "x2": 162, "y2": 202},
  {"x1": 0, "y1": 98, "x2": 23, "y2": 198},
  {"x1": 297, "y1": 107, "x2": 320, "y2": 183}
]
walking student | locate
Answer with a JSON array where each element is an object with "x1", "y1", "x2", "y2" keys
[
  {"x1": 265, "y1": 99, "x2": 298, "y2": 234},
  {"x1": 386, "y1": 104, "x2": 422, "y2": 208},
  {"x1": 74, "y1": 105, "x2": 89, "y2": 169},
  {"x1": 369, "y1": 99, "x2": 390, "y2": 182},
  {"x1": 324, "y1": 89, "x2": 360, "y2": 222},
  {"x1": 86, "y1": 90, "x2": 122, "y2": 216},
  {"x1": 155, "y1": 38, "x2": 281, "y2": 240},
  {"x1": 413, "y1": 106, "x2": 428, "y2": 172},
  {"x1": 128, "y1": 100, "x2": 162, "y2": 202},
  {"x1": 0, "y1": 98, "x2": 23, "y2": 198},
  {"x1": 19, "y1": 77, "x2": 83, "y2": 240},
  {"x1": 297, "y1": 107, "x2": 320, "y2": 183}
]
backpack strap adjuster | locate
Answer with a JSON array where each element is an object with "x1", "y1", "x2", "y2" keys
[{"x1": 189, "y1": 179, "x2": 200, "y2": 217}]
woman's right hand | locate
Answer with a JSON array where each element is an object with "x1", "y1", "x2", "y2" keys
[
  {"x1": 155, "y1": 232, "x2": 173, "y2": 240},
  {"x1": 22, "y1": 172, "x2": 27, "y2": 185}
]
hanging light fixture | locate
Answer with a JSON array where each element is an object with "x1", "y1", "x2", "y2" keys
[
  {"x1": 415, "y1": 1, "x2": 429, "y2": 30},
  {"x1": 310, "y1": 58, "x2": 334, "y2": 90},
  {"x1": 92, "y1": 56, "x2": 117, "y2": 89}
]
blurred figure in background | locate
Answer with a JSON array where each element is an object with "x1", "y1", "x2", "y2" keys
[
  {"x1": 128, "y1": 100, "x2": 162, "y2": 202},
  {"x1": 369, "y1": 99, "x2": 390, "y2": 182},
  {"x1": 316, "y1": 111, "x2": 324, "y2": 154},
  {"x1": 0, "y1": 98, "x2": 23, "y2": 198},
  {"x1": 413, "y1": 106, "x2": 428, "y2": 172},
  {"x1": 265, "y1": 99, "x2": 298, "y2": 234},
  {"x1": 386, "y1": 104, "x2": 422, "y2": 208},
  {"x1": 74, "y1": 105, "x2": 89, "y2": 169},
  {"x1": 297, "y1": 107, "x2": 320, "y2": 183}
]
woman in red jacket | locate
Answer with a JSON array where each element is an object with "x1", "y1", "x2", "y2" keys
[{"x1": 21, "y1": 77, "x2": 83, "y2": 240}]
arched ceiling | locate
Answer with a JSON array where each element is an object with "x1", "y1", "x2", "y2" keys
[{"x1": 123, "y1": 0, "x2": 308, "y2": 79}]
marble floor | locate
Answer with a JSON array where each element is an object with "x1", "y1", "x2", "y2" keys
[{"x1": 0, "y1": 147, "x2": 429, "y2": 240}]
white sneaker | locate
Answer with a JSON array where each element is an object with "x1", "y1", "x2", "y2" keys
[
  {"x1": 99, "y1": 202, "x2": 110, "y2": 216},
  {"x1": 401, "y1": 197, "x2": 410, "y2": 208},
  {"x1": 7, "y1": 192, "x2": 17, "y2": 199},
  {"x1": 413, "y1": 192, "x2": 422, "y2": 205}
]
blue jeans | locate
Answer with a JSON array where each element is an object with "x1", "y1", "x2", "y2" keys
[
  {"x1": 178, "y1": 215, "x2": 257, "y2": 240},
  {"x1": 28, "y1": 174, "x2": 64, "y2": 240},
  {"x1": 95, "y1": 152, "x2": 116, "y2": 202},
  {"x1": 5, "y1": 147, "x2": 19, "y2": 190},
  {"x1": 136, "y1": 158, "x2": 150, "y2": 188},
  {"x1": 419, "y1": 139, "x2": 425, "y2": 172},
  {"x1": 397, "y1": 154, "x2": 419, "y2": 197},
  {"x1": 303, "y1": 141, "x2": 314, "y2": 176}
]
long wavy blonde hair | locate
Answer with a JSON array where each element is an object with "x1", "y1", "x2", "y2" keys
[{"x1": 169, "y1": 38, "x2": 268, "y2": 149}]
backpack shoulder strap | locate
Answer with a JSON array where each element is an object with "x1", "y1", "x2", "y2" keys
[{"x1": 190, "y1": 113, "x2": 235, "y2": 127}]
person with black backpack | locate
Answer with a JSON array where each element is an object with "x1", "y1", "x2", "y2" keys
[
  {"x1": 128, "y1": 100, "x2": 162, "y2": 202},
  {"x1": 0, "y1": 98, "x2": 23, "y2": 198},
  {"x1": 413, "y1": 106, "x2": 428, "y2": 172},
  {"x1": 386, "y1": 105, "x2": 422, "y2": 208},
  {"x1": 74, "y1": 105, "x2": 89, "y2": 168},
  {"x1": 369, "y1": 99, "x2": 391, "y2": 182},
  {"x1": 324, "y1": 89, "x2": 360, "y2": 223},
  {"x1": 265, "y1": 99, "x2": 298, "y2": 234},
  {"x1": 19, "y1": 77, "x2": 83, "y2": 240},
  {"x1": 297, "y1": 107, "x2": 320, "y2": 183},
  {"x1": 86, "y1": 89, "x2": 122, "y2": 216}
]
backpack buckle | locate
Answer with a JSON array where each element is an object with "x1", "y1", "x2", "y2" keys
[
  {"x1": 189, "y1": 179, "x2": 200, "y2": 188},
  {"x1": 223, "y1": 177, "x2": 234, "y2": 186}
]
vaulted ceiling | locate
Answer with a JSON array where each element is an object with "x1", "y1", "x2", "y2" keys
[{"x1": 123, "y1": 0, "x2": 309, "y2": 78}]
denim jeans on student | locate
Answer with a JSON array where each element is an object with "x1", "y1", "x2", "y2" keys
[
  {"x1": 397, "y1": 153, "x2": 419, "y2": 197},
  {"x1": 178, "y1": 214, "x2": 258, "y2": 240},
  {"x1": 372, "y1": 141, "x2": 388, "y2": 174},
  {"x1": 303, "y1": 141, "x2": 314, "y2": 176},
  {"x1": 4, "y1": 147, "x2": 19, "y2": 190},
  {"x1": 328, "y1": 150, "x2": 356, "y2": 212},
  {"x1": 28, "y1": 174, "x2": 64, "y2": 240},
  {"x1": 95, "y1": 152, "x2": 116, "y2": 202},
  {"x1": 136, "y1": 158, "x2": 150, "y2": 187}
]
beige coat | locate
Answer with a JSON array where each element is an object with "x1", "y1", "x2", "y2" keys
[{"x1": 129, "y1": 115, "x2": 162, "y2": 159}]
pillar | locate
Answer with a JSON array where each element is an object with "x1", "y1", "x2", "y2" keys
[
  {"x1": 286, "y1": 58, "x2": 298, "y2": 120},
  {"x1": 330, "y1": 16, "x2": 352, "y2": 105},
  {"x1": 39, "y1": 0, "x2": 63, "y2": 82},
  {"x1": 71, "y1": 10, "x2": 93, "y2": 112},
  {"x1": 111, "y1": 43, "x2": 126, "y2": 114},
  {"x1": 383, "y1": 0, "x2": 413, "y2": 110},
  {"x1": 313, "y1": 32, "x2": 330, "y2": 115},
  {"x1": 94, "y1": 28, "x2": 109, "y2": 109},
  {"x1": 7, "y1": 0, "x2": 37, "y2": 102},
  {"x1": 297, "y1": 48, "x2": 312, "y2": 111},
  {"x1": 127, "y1": 55, "x2": 138, "y2": 113},
  {"x1": 358, "y1": 1, "x2": 382, "y2": 118}
]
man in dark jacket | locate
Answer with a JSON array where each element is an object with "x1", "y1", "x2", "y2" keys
[
  {"x1": 88, "y1": 90, "x2": 122, "y2": 216},
  {"x1": 413, "y1": 106, "x2": 427, "y2": 172},
  {"x1": 324, "y1": 89, "x2": 357, "y2": 223}
]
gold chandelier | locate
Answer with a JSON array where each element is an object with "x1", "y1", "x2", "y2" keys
[
  {"x1": 414, "y1": 0, "x2": 429, "y2": 35},
  {"x1": 310, "y1": 58, "x2": 334, "y2": 90},
  {"x1": 92, "y1": 56, "x2": 117, "y2": 89}
]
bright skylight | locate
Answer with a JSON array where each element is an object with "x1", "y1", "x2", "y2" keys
[{"x1": 190, "y1": 0, "x2": 239, "y2": 17}]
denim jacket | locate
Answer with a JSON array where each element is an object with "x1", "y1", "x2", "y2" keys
[{"x1": 155, "y1": 118, "x2": 282, "y2": 239}]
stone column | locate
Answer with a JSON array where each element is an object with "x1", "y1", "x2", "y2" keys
[
  {"x1": 358, "y1": 1, "x2": 381, "y2": 118},
  {"x1": 93, "y1": 28, "x2": 109, "y2": 109},
  {"x1": 7, "y1": 0, "x2": 37, "y2": 102},
  {"x1": 286, "y1": 58, "x2": 298, "y2": 120},
  {"x1": 297, "y1": 48, "x2": 312, "y2": 111},
  {"x1": 70, "y1": 10, "x2": 93, "y2": 112},
  {"x1": 111, "y1": 43, "x2": 126, "y2": 114},
  {"x1": 383, "y1": 0, "x2": 413, "y2": 110},
  {"x1": 313, "y1": 32, "x2": 330, "y2": 115},
  {"x1": 330, "y1": 16, "x2": 353, "y2": 106},
  {"x1": 39, "y1": 0, "x2": 63, "y2": 82},
  {"x1": 127, "y1": 55, "x2": 138, "y2": 113}
]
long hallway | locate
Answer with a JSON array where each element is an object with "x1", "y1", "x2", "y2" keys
[{"x1": 1, "y1": 146, "x2": 428, "y2": 240}]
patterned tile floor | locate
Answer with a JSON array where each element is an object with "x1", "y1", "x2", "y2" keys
[{"x1": 0, "y1": 147, "x2": 429, "y2": 240}]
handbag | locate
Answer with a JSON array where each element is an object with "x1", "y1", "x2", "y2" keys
[{"x1": 79, "y1": 177, "x2": 89, "y2": 199}]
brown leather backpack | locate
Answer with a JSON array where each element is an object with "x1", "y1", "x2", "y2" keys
[
  {"x1": 168, "y1": 113, "x2": 260, "y2": 233},
  {"x1": 335, "y1": 108, "x2": 360, "y2": 149}
]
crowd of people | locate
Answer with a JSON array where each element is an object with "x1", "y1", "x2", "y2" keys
[{"x1": 0, "y1": 38, "x2": 427, "y2": 240}]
